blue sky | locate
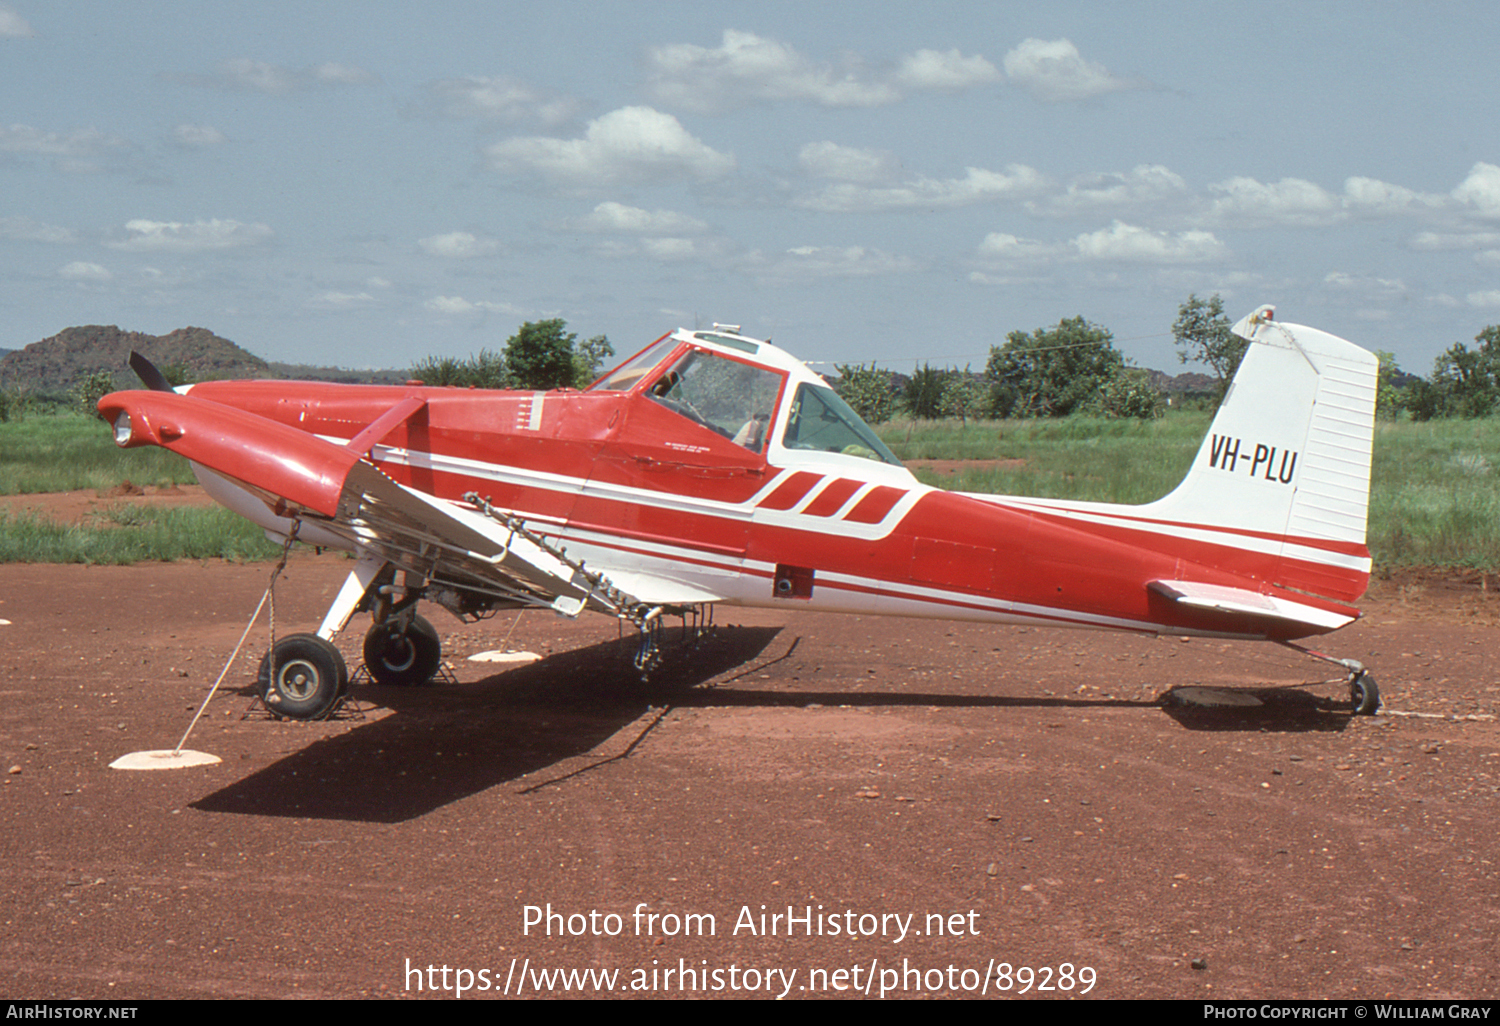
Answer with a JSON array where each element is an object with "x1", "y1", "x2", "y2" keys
[{"x1": 4, "y1": 1, "x2": 1500, "y2": 377}]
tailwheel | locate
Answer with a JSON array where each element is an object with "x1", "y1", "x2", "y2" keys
[
  {"x1": 258, "y1": 634, "x2": 349, "y2": 720},
  {"x1": 1350, "y1": 670, "x2": 1381, "y2": 716},
  {"x1": 363, "y1": 614, "x2": 442, "y2": 686}
]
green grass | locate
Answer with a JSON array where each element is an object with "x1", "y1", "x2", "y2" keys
[
  {"x1": 1367, "y1": 418, "x2": 1500, "y2": 569},
  {"x1": 880, "y1": 411, "x2": 1500, "y2": 572},
  {"x1": 0, "y1": 410, "x2": 196, "y2": 494},
  {"x1": 5, "y1": 409, "x2": 1500, "y2": 571},
  {"x1": 0, "y1": 504, "x2": 281, "y2": 564},
  {"x1": 883, "y1": 412, "x2": 1208, "y2": 505},
  {"x1": 0, "y1": 411, "x2": 277, "y2": 562}
]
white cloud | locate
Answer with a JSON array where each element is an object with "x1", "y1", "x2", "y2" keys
[
  {"x1": 976, "y1": 232, "x2": 1058, "y2": 262},
  {"x1": 1204, "y1": 176, "x2": 1344, "y2": 227},
  {"x1": 486, "y1": 106, "x2": 735, "y2": 187},
  {"x1": 418, "y1": 231, "x2": 499, "y2": 258},
  {"x1": 1037, "y1": 165, "x2": 1187, "y2": 214},
  {"x1": 1343, "y1": 176, "x2": 1444, "y2": 215},
  {"x1": 1466, "y1": 290, "x2": 1500, "y2": 308},
  {"x1": 415, "y1": 76, "x2": 578, "y2": 124},
  {"x1": 569, "y1": 201, "x2": 709, "y2": 235},
  {"x1": 645, "y1": 32, "x2": 1002, "y2": 113},
  {"x1": 768, "y1": 245, "x2": 915, "y2": 278},
  {"x1": 425, "y1": 296, "x2": 477, "y2": 314},
  {"x1": 646, "y1": 30, "x2": 899, "y2": 112},
  {"x1": 58, "y1": 262, "x2": 111, "y2": 282},
  {"x1": 109, "y1": 219, "x2": 273, "y2": 252},
  {"x1": 315, "y1": 63, "x2": 377, "y2": 86},
  {"x1": 0, "y1": 6, "x2": 33, "y2": 37},
  {"x1": 1071, "y1": 221, "x2": 1226, "y2": 263},
  {"x1": 1452, "y1": 162, "x2": 1500, "y2": 219},
  {"x1": 196, "y1": 58, "x2": 376, "y2": 93},
  {"x1": 308, "y1": 291, "x2": 378, "y2": 310},
  {"x1": 424, "y1": 295, "x2": 524, "y2": 316},
  {"x1": 0, "y1": 216, "x2": 74, "y2": 243},
  {"x1": 172, "y1": 124, "x2": 226, "y2": 148},
  {"x1": 798, "y1": 141, "x2": 897, "y2": 184},
  {"x1": 1003, "y1": 39, "x2": 1136, "y2": 102},
  {"x1": 592, "y1": 235, "x2": 730, "y2": 262},
  {"x1": 640, "y1": 238, "x2": 699, "y2": 260},
  {"x1": 797, "y1": 164, "x2": 1048, "y2": 213},
  {"x1": 1410, "y1": 230, "x2": 1500, "y2": 251},
  {"x1": 895, "y1": 49, "x2": 1001, "y2": 91},
  {"x1": 593, "y1": 235, "x2": 730, "y2": 262},
  {"x1": 213, "y1": 59, "x2": 298, "y2": 93},
  {"x1": 1198, "y1": 173, "x2": 1454, "y2": 228},
  {"x1": 1324, "y1": 271, "x2": 1406, "y2": 296},
  {"x1": 0, "y1": 123, "x2": 130, "y2": 174},
  {"x1": 0, "y1": 123, "x2": 125, "y2": 158}
]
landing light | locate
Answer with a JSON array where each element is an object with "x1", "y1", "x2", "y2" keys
[{"x1": 112, "y1": 410, "x2": 132, "y2": 446}]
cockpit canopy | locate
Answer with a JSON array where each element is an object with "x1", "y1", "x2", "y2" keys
[{"x1": 590, "y1": 328, "x2": 904, "y2": 468}]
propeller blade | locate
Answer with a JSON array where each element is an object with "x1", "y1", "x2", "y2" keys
[{"x1": 129, "y1": 351, "x2": 175, "y2": 392}]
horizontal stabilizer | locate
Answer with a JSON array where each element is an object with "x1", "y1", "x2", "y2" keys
[{"x1": 1148, "y1": 579, "x2": 1357, "y2": 633}]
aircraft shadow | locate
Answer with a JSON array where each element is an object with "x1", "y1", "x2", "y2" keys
[
  {"x1": 190, "y1": 626, "x2": 784, "y2": 824},
  {"x1": 676, "y1": 683, "x2": 1354, "y2": 734},
  {"x1": 1157, "y1": 684, "x2": 1356, "y2": 733},
  {"x1": 192, "y1": 630, "x2": 1354, "y2": 822}
]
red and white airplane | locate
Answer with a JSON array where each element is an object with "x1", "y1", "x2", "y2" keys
[{"x1": 98, "y1": 304, "x2": 1380, "y2": 720}]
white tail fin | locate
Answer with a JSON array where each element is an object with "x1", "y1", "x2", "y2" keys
[{"x1": 1143, "y1": 304, "x2": 1378, "y2": 600}]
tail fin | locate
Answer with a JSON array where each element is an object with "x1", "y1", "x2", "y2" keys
[{"x1": 1144, "y1": 305, "x2": 1378, "y2": 601}]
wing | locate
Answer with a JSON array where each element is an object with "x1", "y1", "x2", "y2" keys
[{"x1": 97, "y1": 389, "x2": 716, "y2": 619}]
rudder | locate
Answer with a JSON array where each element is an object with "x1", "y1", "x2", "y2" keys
[{"x1": 1144, "y1": 305, "x2": 1378, "y2": 601}]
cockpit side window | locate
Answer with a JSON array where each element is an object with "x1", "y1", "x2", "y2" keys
[
  {"x1": 781, "y1": 383, "x2": 904, "y2": 466},
  {"x1": 646, "y1": 349, "x2": 784, "y2": 453}
]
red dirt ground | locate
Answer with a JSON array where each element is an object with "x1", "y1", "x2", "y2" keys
[{"x1": 1, "y1": 488, "x2": 1498, "y2": 1000}]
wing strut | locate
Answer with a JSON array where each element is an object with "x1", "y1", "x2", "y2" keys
[{"x1": 345, "y1": 395, "x2": 427, "y2": 458}]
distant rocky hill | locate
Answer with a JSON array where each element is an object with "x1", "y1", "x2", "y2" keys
[
  {"x1": 0, "y1": 325, "x2": 269, "y2": 396},
  {"x1": 0, "y1": 325, "x2": 404, "y2": 397}
]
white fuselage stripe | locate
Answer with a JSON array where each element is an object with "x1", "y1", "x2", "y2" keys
[{"x1": 322, "y1": 436, "x2": 1365, "y2": 572}]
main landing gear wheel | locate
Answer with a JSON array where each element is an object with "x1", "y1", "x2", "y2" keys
[
  {"x1": 363, "y1": 615, "x2": 442, "y2": 686},
  {"x1": 258, "y1": 634, "x2": 349, "y2": 720},
  {"x1": 1350, "y1": 670, "x2": 1381, "y2": 716}
]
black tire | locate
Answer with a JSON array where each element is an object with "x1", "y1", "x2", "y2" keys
[
  {"x1": 363, "y1": 615, "x2": 442, "y2": 686},
  {"x1": 1350, "y1": 671, "x2": 1381, "y2": 715},
  {"x1": 258, "y1": 634, "x2": 348, "y2": 720}
]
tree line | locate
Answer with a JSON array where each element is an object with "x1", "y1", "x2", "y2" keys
[
  {"x1": 45, "y1": 305, "x2": 1500, "y2": 428},
  {"x1": 837, "y1": 309, "x2": 1185, "y2": 426},
  {"x1": 837, "y1": 294, "x2": 1500, "y2": 425},
  {"x1": 409, "y1": 319, "x2": 614, "y2": 392}
]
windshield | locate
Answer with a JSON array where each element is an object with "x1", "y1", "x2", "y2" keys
[
  {"x1": 647, "y1": 348, "x2": 785, "y2": 453},
  {"x1": 781, "y1": 383, "x2": 903, "y2": 466},
  {"x1": 589, "y1": 336, "x2": 678, "y2": 392}
]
